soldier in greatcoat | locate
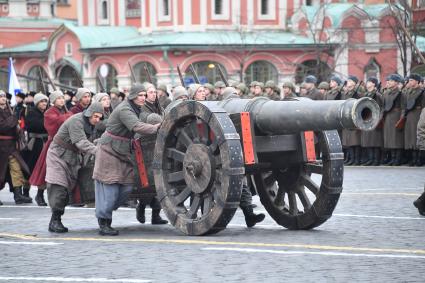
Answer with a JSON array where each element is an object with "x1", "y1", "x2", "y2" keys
[
  {"x1": 213, "y1": 81, "x2": 226, "y2": 101},
  {"x1": 342, "y1": 76, "x2": 362, "y2": 165},
  {"x1": 157, "y1": 84, "x2": 172, "y2": 109},
  {"x1": 45, "y1": 102, "x2": 104, "y2": 233},
  {"x1": 401, "y1": 74, "x2": 425, "y2": 166},
  {"x1": 203, "y1": 83, "x2": 215, "y2": 101},
  {"x1": 236, "y1": 83, "x2": 251, "y2": 99},
  {"x1": 325, "y1": 76, "x2": 343, "y2": 100},
  {"x1": 360, "y1": 77, "x2": 384, "y2": 166},
  {"x1": 382, "y1": 74, "x2": 405, "y2": 166},
  {"x1": 0, "y1": 90, "x2": 32, "y2": 205},
  {"x1": 301, "y1": 75, "x2": 323, "y2": 100},
  {"x1": 24, "y1": 93, "x2": 49, "y2": 205},
  {"x1": 264, "y1": 80, "x2": 281, "y2": 101},
  {"x1": 93, "y1": 83, "x2": 160, "y2": 236},
  {"x1": 413, "y1": 108, "x2": 425, "y2": 215},
  {"x1": 70, "y1": 88, "x2": 92, "y2": 114},
  {"x1": 188, "y1": 84, "x2": 207, "y2": 101},
  {"x1": 282, "y1": 82, "x2": 297, "y2": 99}
]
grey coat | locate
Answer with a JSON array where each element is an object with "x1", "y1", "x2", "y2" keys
[
  {"x1": 402, "y1": 87, "x2": 425, "y2": 149},
  {"x1": 383, "y1": 87, "x2": 404, "y2": 149},
  {"x1": 45, "y1": 113, "x2": 97, "y2": 189},
  {"x1": 93, "y1": 99, "x2": 158, "y2": 185},
  {"x1": 361, "y1": 90, "x2": 384, "y2": 148},
  {"x1": 417, "y1": 108, "x2": 425, "y2": 150}
]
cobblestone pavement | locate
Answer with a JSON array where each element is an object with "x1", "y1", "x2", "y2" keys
[{"x1": 0, "y1": 167, "x2": 424, "y2": 283}]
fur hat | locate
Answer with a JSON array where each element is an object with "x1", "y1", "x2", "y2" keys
[
  {"x1": 34, "y1": 93, "x2": 49, "y2": 106},
  {"x1": 173, "y1": 86, "x2": 189, "y2": 100},
  {"x1": 347, "y1": 75, "x2": 359, "y2": 84},
  {"x1": 330, "y1": 75, "x2": 342, "y2": 85},
  {"x1": 386, "y1": 74, "x2": 403, "y2": 83},
  {"x1": 84, "y1": 102, "x2": 104, "y2": 118},
  {"x1": 93, "y1": 92, "x2": 109, "y2": 103},
  {"x1": 49, "y1": 90, "x2": 64, "y2": 105},
  {"x1": 75, "y1": 88, "x2": 91, "y2": 101},
  {"x1": 128, "y1": 83, "x2": 146, "y2": 100},
  {"x1": 366, "y1": 77, "x2": 379, "y2": 86},
  {"x1": 304, "y1": 75, "x2": 317, "y2": 84},
  {"x1": 409, "y1": 73, "x2": 422, "y2": 83}
]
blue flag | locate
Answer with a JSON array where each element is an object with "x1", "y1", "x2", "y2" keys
[{"x1": 8, "y1": 57, "x2": 22, "y2": 107}]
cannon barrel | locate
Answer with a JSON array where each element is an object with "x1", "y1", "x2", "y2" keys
[{"x1": 213, "y1": 96, "x2": 380, "y2": 134}]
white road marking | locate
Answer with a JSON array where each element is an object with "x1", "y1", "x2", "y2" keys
[
  {"x1": 0, "y1": 241, "x2": 63, "y2": 246},
  {"x1": 0, "y1": 277, "x2": 151, "y2": 282},
  {"x1": 333, "y1": 214, "x2": 425, "y2": 220},
  {"x1": 0, "y1": 218, "x2": 20, "y2": 220},
  {"x1": 202, "y1": 247, "x2": 425, "y2": 259},
  {"x1": 0, "y1": 206, "x2": 147, "y2": 211}
]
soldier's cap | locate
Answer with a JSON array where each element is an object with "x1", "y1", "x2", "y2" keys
[
  {"x1": 265, "y1": 80, "x2": 276, "y2": 88},
  {"x1": 173, "y1": 86, "x2": 189, "y2": 100},
  {"x1": 33, "y1": 93, "x2": 49, "y2": 106},
  {"x1": 110, "y1": 87, "x2": 120, "y2": 95},
  {"x1": 249, "y1": 81, "x2": 258, "y2": 87},
  {"x1": 330, "y1": 75, "x2": 342, "y2": 85},
  {"x1": 203, "y1": 83, "x2": 214, "y2": 92},
  {"x1": 147, "y1": 113, "x2": 163, "y2": 124},
  {"x1": 347, "y1": 75, "x2": 358, "y2": 84},
  {"x1": 16, "y1": 92, "x2": 26, "y2": 99},
  {"x1": 157, "y1": 84, "x2": 168, "y2": 92},
  {"x1": 187, "y1": 83, "x2": 202, "y2": 99},
  {"x1": 222, "y1": 87, "x2": 239, "y2": 100},
  {"x1": 214, "y1": 81, "x2": 226, "y2": 88},
  {"x1": 282, "y1": 81, "x2": 295, "y2": 91},
  {"x1": 84, "y1": 102, "x2": 104, "y2": 118},
  {"x1": 318, "y1": 82, "x2": 330, "y2": 90},
  {"x1": 386, "y1": 74, "x2": 403, "y2": 83},
  {"x1": 93, "y1": 92, "x2": 109, "y2": 103},
  {"x1": 49, "y1": 90, "x2": 64, "y2": 105},
  {"x1": 304, "y1": 75, "x2": 317, "y2": 84},
  {"x1": 366, "y1": 77, "x2": 379, "y2": 86},
  {"x1": 128, "y1": 83, "x2": 146, "y2": 100},
  {"x1": 409, "y1": 73, "x2": 422, "y2": 83},
  {"x1": 75, "y1": 87, "x2": 91, "y2": 101}
]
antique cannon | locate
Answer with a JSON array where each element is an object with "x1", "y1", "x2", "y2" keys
[{"x1": 147, "y1": 96, "x2": 380, "y2": 236}]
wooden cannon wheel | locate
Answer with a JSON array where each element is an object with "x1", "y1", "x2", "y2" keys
[
  {"x1": 154, "y1": 101, "x2": 245, "y2": 235},
  {"x1": 253, "y1": 130, "x2": 344, "y2": 230}
]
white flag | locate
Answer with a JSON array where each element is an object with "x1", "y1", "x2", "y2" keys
[{"x1": 8, "y1": 57, "x2": 21, "y2": 107}]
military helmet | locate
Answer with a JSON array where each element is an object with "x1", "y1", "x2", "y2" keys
[
  {"x1": 214, "y1": 81, "x2": 226, "y2": 88},
  {"x1": 282, "y1": 81, "x2": 295, "y2": 91},
  {"x1": 203, "y1": 83, "x2": 214, "y2": 92},
  {"x1": 318, "y1": 82, "x2": 330, "y2": 90},
  {"x1": 264, "y1": 80, "x2": 276, "y2": 89}
]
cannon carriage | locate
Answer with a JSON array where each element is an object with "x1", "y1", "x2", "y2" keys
[{"x1": 143, "y1": 96, "x2": 380, "y2": 235}]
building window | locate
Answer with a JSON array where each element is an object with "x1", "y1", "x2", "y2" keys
[
  {"x1": 364, "y1": 58, "x2": 380, "y2": 81},
  {"x1": 418, "y1": 0, "x2": 425, "y2": 8},
  {"x1": 261, "y1": 0, "x2": 269, "y2": 15},
  {"x1": 244, "y1": 61, "x2": 278, "y2": 85},
  {"x1": 184, "y1": 61, "x2": 227, "y2": 84},
  {"x1": 211, "y1": 0, "x2": 229, "y2": 20},
  {"x1": 57, "y1": 65, "x2": 80, "y2": 88},
  {"x1": 214, "y1": 0, "x2": 223, "y2": 15},
  {"x1": 125, "y1": 0, "x2": 141, "y2": 18},
  {"x1": 158, "y1": 0, "x2": 171, "y2": 21},
  {"x1": 65, "y1": 43, "x2": 72, "y2": 56},
  {"x1": 102, "y1": 1, "x2": 108, "y2": 20},
  {"x1": 133, "y1": 62, "x2": 158, "y2": 86},
  {"x1": 28, "y1": 66, "x2": 44, "y2": 92},
  {"x1": 257, "y1": 0, "x2": 275, "y2": 20}
]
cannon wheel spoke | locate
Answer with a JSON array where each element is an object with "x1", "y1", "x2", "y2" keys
[{"x1": 254, "y1": 130, "x2": 343, "y2": 230}]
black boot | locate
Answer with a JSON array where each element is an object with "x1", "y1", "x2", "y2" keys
[
  {"x1": 35, "y1": 189, "x2": 48, "y2": 206},
  {"x1": 385, "y1": 150, "x2": 395, "y2": 166},
  {"x1": 393, "y1": 149, "x2": 403, "y2": 166},
  {"x1": 136, "y1": 202, "x2": 146, "y2": 224},
  {"x1": 413, "y1": 192, "x2": 425, "y2": 216},
  {"x1": 352, "y1": 146, "x2": 361, "y2": 166},
  {"x1": 13, "y1": 187, "x2": 32, "y2": 204},
  {"x1": 372, "y1": 148, "x2": 381, "y2": 166},
  {"x1": 242, "y1": 206, "x2": 265, "y2": 228},
  {"x1": 151, "y1": 209, "x2": 168, "y2": 225},
  {"x1": 48, "y1": 210, "x2": 68, "y2": 233},
  {"x1": 408, "y1": 150, "x2": 416, "y2": 167},
  {"x1": 98, "y1": 218, "x2": 119, "y2": 236},
  {"x1": 345, "y1": 147, "x2": 355, "y2": 165},
  {"x1": 22, "y1": 185, "x2": 33, "y2": 203},
  {"x1": 0, "y1": 199, "x2": 3, "y2": 205},
  {"x1": 362, "y1": 148, "x2": 374, "y2": 166}
]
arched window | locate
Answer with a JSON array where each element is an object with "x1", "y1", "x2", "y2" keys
[
  {"x1": 102, "y1": 1, "x2": 108, "y2": 19},
  {"x1": 28, "y1": 66, "x2": 45, "y2": 92},
  {"x1": 185, "y1": 61, "x2": 227, "y2": 84},
  {"x1": 133, "y1": 62, "x2": 157, "y2": 85},
  {"x1": 244, "y1": 60, "x2": 278, "y2": 84},
  {"x1": 0, "y1": 66, "x2": 8, "y2": 91},
  {"x1": 57, "y1": 65, "x2": 81, "y2": 88},
  {"x1": 364, "y1": 58, "x2": 381, "y2": 80},
  {"x1": 96, "y1": 63, "x2": 117, "y2": 92},
  {"x1": 295, "y1": 60, "x2": 332, "y2": 84}
]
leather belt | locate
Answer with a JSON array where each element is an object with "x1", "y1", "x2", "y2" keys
[
  {"x1": 53, "y1": 135, "x2": 79, "y2": 152},
  {"x1": 105, "y1": 131, "x2": 130, "y2": 141}
]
